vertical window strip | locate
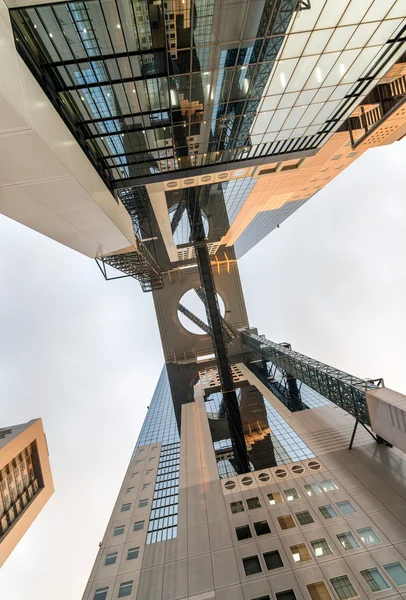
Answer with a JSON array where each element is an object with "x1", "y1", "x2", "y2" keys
[{"x1": 146, "y1": 442, "x2": 180, "y2": 544}]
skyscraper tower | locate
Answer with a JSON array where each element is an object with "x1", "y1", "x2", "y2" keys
[{"x1": 1, "y1": 0, "x2": 406, "y2": 598}]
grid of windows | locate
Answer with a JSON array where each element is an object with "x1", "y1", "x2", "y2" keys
[{"x1": 147, "y1": 442, "x2": 179, "y2": 544}]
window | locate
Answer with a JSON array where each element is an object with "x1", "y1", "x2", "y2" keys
[
  {"x1": 127, "y1": 547, "x2": 140, "y2": 560},
  {"x1": 130, "y1": 473, "x2": 138, "y2": 478},
  {"x1": 135, "y1": 460, "x2": 141, "y2": 464},
  {"x1": 247, "y1": 497, "x2": 261, "y2": 510},
  {"x1": 337, "y1": 532, "x2": 359, "y2": 550},
  {"x1": 139, "y1": 499, "x2": 148, "y2": 508},
  {"x1": 126, "y1": 487, "x2": 134, "y2": 493},
  {"x1": 268, "y1": 492, "x2": 283, "y2": 505},
  {"x1": 307, "y1": 582, "x2": 333, "y2": 600},
  {"x1": 236, "y1": 524, "x2": 252, "y2": 541},
  {"x1": 254, "y1": 520, "x2": 271, "y2": 536},
  {"x1": 118, "y1": 581, "x2": 133, "y2": 597},
  {"x1": 331, "y1": 154, "x2": 343, "y2": 161},
  {"x1": 142, "y1": 483, "x2": 150, "y2": 490},
  {"x1": 336, "y1": 501, "x2": 356, "y2": 515},
  {"x1": 384, "y1": 562, "x2": 406, "y2": 586},
  {"x1": 243, "y1": 555, "x2": 262, "y2": 576},
  {"x1": 284, "y1": 488, "x2": 300, "y2": 501},
  {"x1": 296, "y1": 510, "x2": 314, "y2": 525},
  {"x1": 304, "y1": 483, "x2": 322, "y2": 496},
  {"x1": 330, "y1": 575, "x2": 358, "y2": 600},
  {"x1": 278, "y1": 515, "x2": 296, "y2": 530},
  {"x1": 133, "y1": 520, "x2": 144, "y2": 531},
  {"x1": 311, "y1": 539, "x2": 333, "y2": 557},
  {"x1": 360, "y1": 568, "x2": 390, "y2": 592},
  {"x1": 94, "y1": 588, "x2": 108, "y2": 600},
  {"x1": 230, "y1": 501, "x2": 244, "y2": 514},
  {"x1": 105, "y1": 552, "x2": 118, "y2": 565},
  {"x1": 121, "y1": 503, "x2": 131, "y2": 512},
  {"x1": 356, "y1": 527, "x2": 381, "y2": 545},
  {"x1": 290, "y1": 544, "x2": 312, "y2": 563},
  {"x1": 146, "y1": 469, "x2": 153, "y2": 474},
  {"x1": 276, "y1": 591, "x2": 297, "y2": 600},
  {"x1": 138, "y1": 449, "x2": 144, "y2": 453},
  {"x1": 264, "y1": 550, "x2": 284, "y2": 570},
  {"x1": 320, "y1": 480, "x2": 338, "y2": 492},
  {"x1": 148, "y1": 457, "x2": 155, "y2": 462},
  {"x1": 319, "y1": 505, "x2": 338, "y2": 519},
  {"x1": 114, "y1": 526, "x2": 125, "y2": 536}
]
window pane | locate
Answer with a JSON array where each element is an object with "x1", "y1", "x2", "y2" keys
[
  {"x1": 284, "y1": 488, "x2": 300, "y2": 501},
  {"x1": 118, "y1": 581, "x2": 133, "y2": 597},
  {"x1": 94, "y1": 589, "x2": 108, "y2": 600},
  {"x1": 254, "y1": 520, "x2": 271, "y2": 536},
  {"x1": 356, "y1": 527, "x2": 381, "y2": 545},
  {"x1": 121, "y1": 503, "x2": 131, "y2": 511},
  {"x1": 268, "y1": 492, "x2": 283, "y2": 505},
  {"x1": 320, "y1": 479, "x2": 339, "y2": 492},
  {"x1": 127, "y1": 547, "x2": 140, "y2": 560},
  {"x1": 243, "y1": 555, "x2": 262, "y2": 575},
  {"x1": 360, "y1": 568, "x2": 390, "y2": 592},
  {"x1": 278, "y1": 515, "x2": 296, "y2": 530},
  {"x1": 290, "y1": 544, "x2": 312, "y2": 562},
  {"x1": 264, "y1": 550, "x2": 284, "y2": 570},
  {"x1": 311, "y1": 538, "x2": 332, "y2": 557},
  {"x1": 337, "y1": 532, "x2": 359, "y2": 550},
  {"x1": 230, "y1": 501, "x2": 244, "y2": 513},
  {"x1": 247, "y1": 497, "x2": 261, "y2": 510},
  {"x1": 330, "y1": 575, "x2": 358, "y2": 600},
  {"x1": 236, "y1": 524, "x2": 252, "y2": 540},
  {"x1": 307, "y1": 581, "x2": 333, "y2": 600},
  {"x1": 319, "y1": 505, "x2": 338, "y2": 519},
  {"x1": 336, "y1": 501, "x2": 356, "y2": 515},
  {"x1": 114, "y1": 526, "x2": 125, "y2": 535},
  {"x1": 276, "y1": 591, "x2": 297, "y2": 600},
  {"x1": 296, "y1": 510, "x2": 314, "y2": 525},
  {"x1": 304, "y1": 484, "x2": 322, "y2": 496},
  {"x1": 105, "y1": 552, "x2": 118, "y2": 565},
  {"x1": 384, "y1": 562, "x2": 406, "y2": 586},
  {"x1": 139, "y1": 499, "x2": 148, "y2": 507},
  {"x1": 133, "y1": 520, "x2": 144, "y2": 531}
]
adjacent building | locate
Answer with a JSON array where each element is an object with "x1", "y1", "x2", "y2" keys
[{"x1": 0, "y1": 419, "x2": 54, "y2": 566}]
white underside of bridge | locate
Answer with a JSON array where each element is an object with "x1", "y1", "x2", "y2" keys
[{"x1": 0, "y1": 0, "x2": 137, "y2": 258}]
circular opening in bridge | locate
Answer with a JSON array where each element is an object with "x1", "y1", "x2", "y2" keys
[
  {"x1": 168, "y1": 203, "x2": 209, "y2": 246},
  {"x1": 177, "y1": 288, "x2": 225, "y2": 336}
]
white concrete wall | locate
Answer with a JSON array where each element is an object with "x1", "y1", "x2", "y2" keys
[{"x1": 0, "y1": 0, "x2": 137, "y2": 257}]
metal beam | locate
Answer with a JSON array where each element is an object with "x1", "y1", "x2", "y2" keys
[
  {"x1": 195, "y1": 287, "x2": 236, "y2": 341},
  {"x1": 178, "y1": 303, "x2": 211, "y2": 335},
  {"x1": 186, "y1": 187, "x2": 250, "y2": 474},
  {"x1": 241, "y1": 331, "x2": 384, "y2": 425}
]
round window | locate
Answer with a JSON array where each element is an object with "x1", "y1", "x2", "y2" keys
[
  {"x1": 241, "y1": 476, "x2": 253, "y2": 486},
  {"x1": 224, "y1": 480, "x2": 236, "y2": 490},
  {"x1": 258, "y1": 473, "x2": 270, "y2": 482}
]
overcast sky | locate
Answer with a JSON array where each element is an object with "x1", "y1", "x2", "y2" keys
[{"x1": 1, "y1": 137, "x2": 406, "y2": 598}]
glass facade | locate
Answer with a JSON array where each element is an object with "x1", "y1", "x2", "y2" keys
[{"x1": 10, "y1": 0, "x2": 406, "y2": 186}]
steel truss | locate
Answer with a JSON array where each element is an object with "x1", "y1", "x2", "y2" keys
[
  {"x1": 186, "y1": 187, "x2": 250, "y2": 474},
  {"x1": 195, "y1": 287, "x2": 236, "y2": 341},
  {"x1": 247, "y1": 359, "x2": 308, "y2": 413},
  {"x1": 241, "y1": 331, "x2": 384, "y2": 426}
]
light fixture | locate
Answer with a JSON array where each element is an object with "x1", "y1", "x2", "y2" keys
[
  {"x1": 33, "y1": 24, "x2": 37, "y2": 29},
  {"x1": 49, "y1": 33, "x2": 53, "y2": 38},
  {"x1": 292, "y1": 553, "x2": 300, "y2": 563},
  {"x1": 280, "y1": 72, "x2": 286, "y2": 88},
  {"x1": 107, "y1": 93, "x2": 110, "y2": 97},
  {"x1": 83, "y1": 28, "x2": 87, "y2": 33},
  {"x1": 133, "y1": 89, "x2": 136, "y2": 93},
  {"x1": 81, "y1": 96, "x2": 85, "y2": 101},
  {"x1": 117, "y1": 23, "x2": 121, "y2": 28}
]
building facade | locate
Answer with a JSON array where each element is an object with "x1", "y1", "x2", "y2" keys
[{"x1": 0, "y1": 418, "x2": 54, "y2": 566}]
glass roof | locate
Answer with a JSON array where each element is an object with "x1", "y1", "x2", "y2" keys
[{"x1": 10, "y1": 0, "x2": 406, "y2": 189}]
